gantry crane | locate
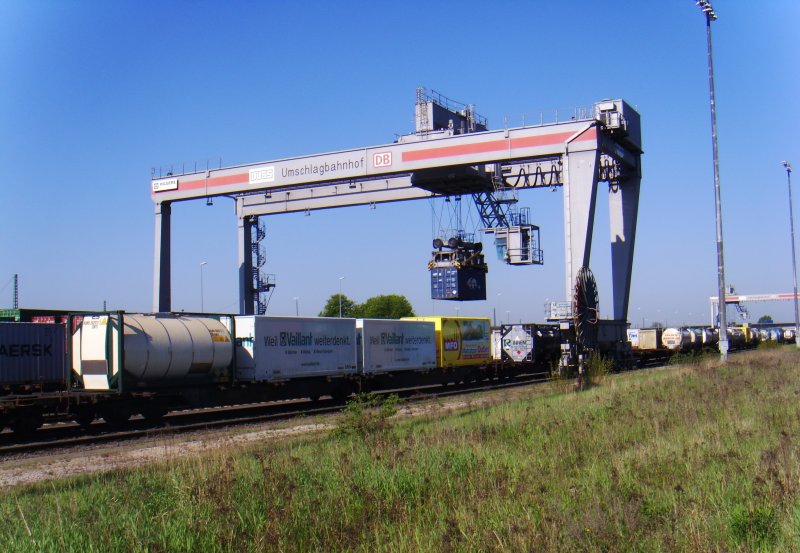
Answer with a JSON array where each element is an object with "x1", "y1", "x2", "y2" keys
[{"x1": 150, "y1": 89, "x2": 642, "y2": 334}]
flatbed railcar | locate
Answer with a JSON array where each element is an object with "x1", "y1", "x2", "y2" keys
[
  {"x1": 0, "y1": 312, "x2": 498, "y2": 434},
  {"x1": 0, "y1": 309, "x2": 783, "y2": 436}
]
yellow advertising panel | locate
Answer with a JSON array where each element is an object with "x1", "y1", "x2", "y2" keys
[{"x1": 402, "y1": 316, "x2": 491, "y2": 368}]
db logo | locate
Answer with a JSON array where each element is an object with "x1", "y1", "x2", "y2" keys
[{"x1": 373, "y1": 151, "x2": 392, "y2": 168}]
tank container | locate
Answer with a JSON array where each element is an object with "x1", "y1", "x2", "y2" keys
[
  {"x1": 73, "y1": 314, "x2": 233, "y2": 390},
  {"x1": 661, "y1": 328, "x2": 692, "y2": 351}
]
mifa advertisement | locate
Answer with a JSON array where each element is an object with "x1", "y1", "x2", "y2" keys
[{"x1": 441, "y1": 318, "x2": 490, "y2": 364}]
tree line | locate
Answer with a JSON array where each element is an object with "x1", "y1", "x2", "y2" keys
[{"x1": 318, "y1": 294, "x2": 415, "y2": 319}]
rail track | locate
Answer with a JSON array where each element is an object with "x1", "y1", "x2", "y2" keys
[{"x1": 0, "y1": 371, "x2": 552, "y2": 458}]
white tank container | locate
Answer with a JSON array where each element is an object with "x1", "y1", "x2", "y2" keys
[
  {"x1": 74, "y1": 314, "x2": 233, "y2": 390},
  {"x1": 122, "y1": 315, "x2": 233, "y2": 381},
  {"x1": 661, "y1": 327, "x2": 692, "y2": 351}
]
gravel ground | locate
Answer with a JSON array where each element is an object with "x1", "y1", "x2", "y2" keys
[{"x1": 0, "y1": 389, "x2": 510, "y2": 489}]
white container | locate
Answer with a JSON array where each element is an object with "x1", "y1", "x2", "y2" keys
[
  {"x1": 124, "y1": 315, "x2": 233, "y2": 380},
  {"x1": 491, "y1": 328, "x2": 503, "y2": 360},
  {"x1": 357, "y1": 319, "x2": 436, "y2": 374},
  {"x1": 74, "y1": 314, "x2": 233, "y2": 390},
  {"x1": 502, "y1": 325, "x2": 534, "y2": 362},
  {"x1": 235, "y1": 316, "x2": 357, "y2": 382},
  {"x1": 626, "y1": 328, "x2": 640, "y2": 349}
]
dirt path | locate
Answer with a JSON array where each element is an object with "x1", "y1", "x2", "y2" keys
[{"x1": 0, "y1": 390, "x2": 509, "y2": 489}]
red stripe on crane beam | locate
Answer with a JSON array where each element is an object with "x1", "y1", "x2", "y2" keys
[
  {"x1": 174, "y1": 173, "x2": 249, "y2": 192},
  {"x1": 401, "y1": 128, "x2": 597, "y2": 163}
]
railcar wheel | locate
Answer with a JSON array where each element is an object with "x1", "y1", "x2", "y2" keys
[
  {"x1": 101, "y1": 403, "x2": 132, "y2": 427},
  {"x1": 140, "y1": 401, "x2": 168, "y2": 424},
  {"x1": 73, "y1": 407, "x2": 96, "y2": 429},
  {"x1": 9, "y1": 409, "x2": 43, "y2": 435},
  {"x1": 309, "y1": 395, "x2": 321, "y2": 403},
  {"x1": 330, "y1": 384, "x2": 354, "y2": 403}
]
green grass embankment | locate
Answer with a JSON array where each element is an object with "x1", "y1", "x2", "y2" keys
[{"x1": 2, "y1": 347, "x2": 800, "y2": 552}]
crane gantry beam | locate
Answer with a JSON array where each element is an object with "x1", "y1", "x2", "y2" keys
[{"x1": 151, "y1": 96, "x2": 642, "y2": 324}]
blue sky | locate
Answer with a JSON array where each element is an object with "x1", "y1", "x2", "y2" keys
[{"x1": 1, "y1": 1, "x2": 798, "y2": 326}]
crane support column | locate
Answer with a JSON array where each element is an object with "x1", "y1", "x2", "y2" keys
[
  {"x1": 608, "y1": 173, "x2": 641, "y2": 321},
  {"x1": 563, "y1": 146, "x2": 600, "y2": 302},
  {"x1": 153, "y1": 201, "x2": 172, "y2": 312},
  {"x1": 237, "y1": 201, "x2": 256, "y2": 315}
]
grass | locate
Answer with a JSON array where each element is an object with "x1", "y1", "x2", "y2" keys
[{"x1": 2, "y1": 347, "x2": 800, "y2": 551}]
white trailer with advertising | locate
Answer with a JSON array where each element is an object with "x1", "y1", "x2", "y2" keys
[
  {"x1": 356, "y1": 319, "x2": 436, "y2": 374},
  {"x1": 235, "y1": 316, "x2": 357, "y2": 382}
]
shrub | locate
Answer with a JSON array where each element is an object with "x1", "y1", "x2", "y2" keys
[
  {"x1": 336, "y1": 392, "x2": 400, "y2": 438},
  {"x1": 584, "y1": 352, "x2": 612, "y2": 388}
]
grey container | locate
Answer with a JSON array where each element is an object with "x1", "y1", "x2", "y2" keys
[
  {"x1": 637, "y1": 328, "x2": 663, "y2": 351},
  {"x1": 0, "y1": 322, "x2": 66, "y2": 386}
]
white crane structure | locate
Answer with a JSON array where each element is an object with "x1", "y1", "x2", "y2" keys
[{"x1": 150, "y1": 90, "x2": 642, "y2": 337}]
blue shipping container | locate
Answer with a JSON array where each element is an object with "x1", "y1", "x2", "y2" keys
[
  {"x1": 430, "y1": 267, "x2": 487, "y2": 301},
  {"x1": 0, "y1": 323, "x2": 66, "y2": 386}
]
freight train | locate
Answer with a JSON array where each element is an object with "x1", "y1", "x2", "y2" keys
[
  {"x1": 1, "y1": 310, "x2": 558, "y2": 434},
  {"x1": 0, "y1": 308, "x2": 791, "y2": 435},
  {"x1": 626, "y1": 323, "x2": 784, "y2": 364}
]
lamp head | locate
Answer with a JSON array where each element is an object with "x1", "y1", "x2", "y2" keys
[{"x1": 696, "y1": 0, "x2": 718, "y2": 20}]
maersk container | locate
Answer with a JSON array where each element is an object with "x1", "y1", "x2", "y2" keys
[
  {"x1": 235, "y1": 316, "x2": 357, "y2": 382},
  {"x1": 402, "y1": 316, "x2": 491, "y2": 368},
  {"x1": 0, "y1": 322, "x2": 66, "y2": 386},
  {"x1": 73, "y1": 314, "x2": 234, "y2": 390},
  {"x1": 356, "y1": 319, "x2": 436, "y2": 374}
]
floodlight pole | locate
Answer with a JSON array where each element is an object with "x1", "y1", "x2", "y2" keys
[
  {"x1": 200, "y1": 261, "x2": 208, "y2": 312},
  {"x1": 697, "y1": 0, "x2": 728, "y2": 361},
  {"x1": 338, "y1": 276, "x2": 345, "y2": 318},
  {"x1": 783, "y1": 161, "x2": 800, "y2": 348}
]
